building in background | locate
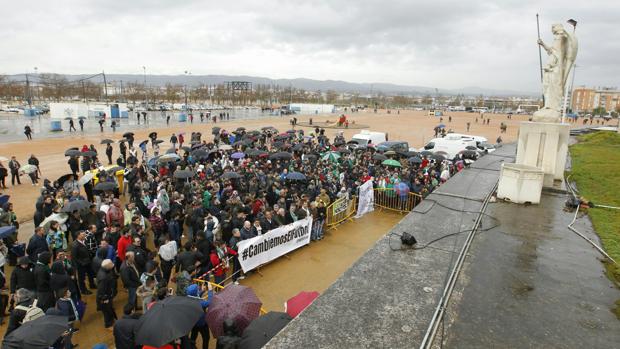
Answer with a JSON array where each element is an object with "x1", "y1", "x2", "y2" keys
[{"x1": 572, "y1": 86, "x2": 620, "y2": 113}]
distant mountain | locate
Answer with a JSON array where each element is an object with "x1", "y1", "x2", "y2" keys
[{"x1": 7, "y1": 74, "x2": 537, "y2": 97}]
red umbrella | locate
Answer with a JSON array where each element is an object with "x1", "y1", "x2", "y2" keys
[
  {"x1": 206, "y1": 284, "x2": 262, "y2": 338},
  {"x1": 285, "y1": 291, "x2": 319, "y2": 318}
]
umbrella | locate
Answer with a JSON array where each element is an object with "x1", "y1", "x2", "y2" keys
[
  {"x1": 436, "y1": 124, "x2": 446, "y2": 129},
  {"x1": 231, "y1": 152, "x2": 245, "y2": 159},
  {"x1": 158, "y1": 154, "x2": 181, "y2": 163},
  {"x1": 420, "y1": 150, "x2": 433, "y2": 157},
  {"x1": 212, "y1": 126, "x2": 221, "y2": 134},
  {"x1": 219, "y1": 144, "x2": 233, "y2": 151},
  {"x1": 207, "y1": 284, "x2": 263, "y2": 338},
  {"x1": 337, "y1": 147, "x2": 351, "y2": 154},
  {"x1": 398, "y1": 151, "x2": 417, "y2": 158},
  {"x1": 432, "y1": 154, "x2": 446, "y2": 162},
  {"x1": 154, "y1": 139, "x2": 164, "y2": 145},
  {"x1": 65, "y1": 149, "x2": 81, "y2": 157},
  {"x1": 64, "y1": 117, "x2": 73, "y2": 120},
  {"x1": 181, "y1": 146, "x2": 192, "y2": 152},
  {"x1": 135, "y1": 296, "x2": 204, "y2": 347},
  {"x1": 408, "y1": 156, "x2": 423, "y2": 164},
  {"x1": 139, "y1": 140, "x2": 149, "y2": 148},
  {"x1": 465, "y1": 146, "x2": 477, "y2": 150},
  {"x1": 372, "y1": 153, "x2": 387, "y2": 161},
  {"x1": 18, "y1": 164, "x2": 38, "y2": 174},
  {"x1": 57, "y1": 173, "x2": 75, "y2": 186},
  {"x1": 245, "y1": 149, "x2": 262, "y2": 157},
  {"x1": 236, "y1": 127, "x2": 246, "y2": 132},
  {"x1": 0, "y1": 156, "x2": 9, "y2": 162},
  {"x1": 107, "y1": 166, "x2": 123, "y2": 173},
  {"x1": 61, "y1": 199, "x2": 90, "y2": 213},
  {"x1": 322, "y1": 152, "x2": 341, "y2": 162},
  {"x1": 291, "y1": 143, "x2": 304, "y2": 151},
  {"x1": 383, "y1": 150, "x2": 396, "y2": 156},
  {"x1": 39, "y1": 213, "x2": 69, "y2": 229},
  {"x1": 285, "y1": 291, "x2": 320, "y2": 318},
  {"x1": 192, "y1": 149, "x2": 210, "y2": 160},
  {"x1": 100, "y1": 139, "x2": 114, "y2": 144},
  {"x1": 222, "y1": 172, "x2": 243, "y2": 180},
  {"x1": 147, "y1": 156, "x2": 161, "y2": 168},
  {"x1": 239, "y1": 312, "x2": 292, "y2": 349},
  {"x1": 149, "y1": 132, "x2": 158, "y2": 139},
  {"x1": 0, "y1": 194, "x2": 9, "y2": 206},
  {"x1": 271, "y1": 142, "x2": 285, "y2": 149},
  {"x1": 173, "y1": 170, "x2": 194, "y2": 179},
  {"x1": 269, "y1": 152, "x2": 292, "y2": 160},
  {"x1": 94, "y1": 181, "x2": 117, "y2": 191},
  {"x1": 78, "y1": 172, "x2": 94, "y2": 185},
  {"x1": 461, "y1": 150, "x2": 478, "y2": 159},
  {"x1": 434, "y1": 151, "x2": 449, "y2": 157},
  {"x1": 286, "y1": 172, "x2": 306, "y2": 181},
  {"x1": 166, "y1": 148, "x2": 177, "y2": 154},
  {"x1": 382, "y1": 159, "x2": 402, "y2": 167},
  {"x1": 261, "y1": 126, "x2": 274, "y2": 130},
  {"x1": 0, "y1": 226, "x2": 16, "y2": 239},
  {"x1": 286, "y1": 129, "x2": 296, "y2": 134},
  {"x1": 123, "y1": 132, "x2": 134, "y2": 138},
  {"x1": 303, "y1": 154, "x2": 318, "y2": 161},
  {"x1": 2, "y1": 315, "x2": 69, "y2": 349},
  {"x1": 247, "y1": 130, "x2": 261, "y2": 136},
  {"x1": 82, "y1": 151, "x2": 97, "y2": 157}
]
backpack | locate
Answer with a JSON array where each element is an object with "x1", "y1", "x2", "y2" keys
[{"x1": 16, "y1": 299, "x2": 45, "y2": 323}]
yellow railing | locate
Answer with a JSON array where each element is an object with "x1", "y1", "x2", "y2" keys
[
  {"x1": 325, "y1": 195, "x2": 358, "y2": 229},
  {"x1": 373, "y1": 188, "x2": 422, "y2": 213}
]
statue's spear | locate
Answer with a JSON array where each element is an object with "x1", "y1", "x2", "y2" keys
[{"x1": 536, "y1": 14, "x2": 544, "y2": 104}]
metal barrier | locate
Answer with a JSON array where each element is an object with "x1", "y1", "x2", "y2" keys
[
  {"x1": 325, "y1": 196, "x2": 358, "y2": 229},
  {"x1": 373, "y1": 188, "x2": 422, "y2": 213}
]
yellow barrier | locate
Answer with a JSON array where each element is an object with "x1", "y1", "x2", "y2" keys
[
  {"x1": 373, "y1": 188, "x2": 422, "y2": 213},
  {"x1": 325, "y1": 195, "x2": 358, "y2": 229}
]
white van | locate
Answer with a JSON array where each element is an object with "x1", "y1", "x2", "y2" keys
[
  {"x1": 348, "y1": 130, "x2": 387, "y2": 148},
  {"x1": 423, "y1": 134, "x2": 479, "y2": 158}
]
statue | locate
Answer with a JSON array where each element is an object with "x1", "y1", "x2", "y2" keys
[{"x1": 533, "y1": 23, "x2": 578, "y2": 123}]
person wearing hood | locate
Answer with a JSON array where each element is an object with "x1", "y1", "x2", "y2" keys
[
  {"x1": 4, "y1": 288, "x2": 36, "y2": 335},
  {"x1": 34, "y1": 251, "x2": 55, "y2": 311},
  {"x1": 10, "y1": 256, "x2": 36, "y2": 297},
  {"x1": 186, "y1": 282, "x2": 213, "y2": 349}
]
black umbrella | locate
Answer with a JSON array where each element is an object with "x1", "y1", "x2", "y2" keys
[
  {"x1": 432, "y1": 154, "x2": 446, "y2": 162},
  {"x1": 94, "y1": 182, "x2": 117, "y2": 191},
  {"x1": 173, "y1": 170, "x2": 194, "y2": 179},
  {"x1": 236, "y1": 127, "x2": 246, "y2": 132},
  {"x1": 461, "y1": 150, "x2": 478, "y2": 159},
  {"x1": 166, "y1": 148, "x2": 177, "y2": 154},
  {"x1": 239, "y1": 312, "x2": 292, "y2": 349},
  {"x1": 272, "y1": 142, "x2": 284, "y2": 149},
  {"x1": 398, "y1": 151, "x2": 417, "y2": 158},
  {"x1": 420, "y1": 150, "x2": 433, "y2": 157},
  {"x1": 61, "y1": 199, "x2": 90, "y2": 213},
  {"x1": 135, "y1": 296, "x2": 204, "y2": 347},
  {"x1": 303, "y1": 154, "x2": 318, "y2": 161},
  {"x1": 181, "y1": 146, "x2": 192, "y2": 152},
  {"x1": 82, "y1": 151, "x2": 97, "y2": 157},
  {"x1": 149, "y1": 132, "x2": 158, "y2": 139},
  {"x1": 286, "y1": 172, "x2": 306, "y2": 181},
  {"x1": 2, "y1": 315, "x2": 69, "y2": 349},
  {"x1": 247, "y1": 130, "x2": 261, "y2": 136},
  {"x1": 123, "y1": 132, "x2": 134, "y2": 138},
  {"x1": 337, "y1": 147, "x2": 351, "y2": 154},
  {"x1": 261, "y1": 126, "x2": 274, "y2": 130},
  {"x1": 100, "y1": 139, "x2": 114, "y2": 144},
  {"x1": 65, "y1": 149, "x2": 81, "y2": 157},
  {"x1": 465, "y1": 146, "x2": 477, "y2": 150},
  {"x1": 154, "y1": 139, "x2": 164, "y2": 145},
  {"x1": 57, "y1": 173, "x2": 75, "y2": 186},
  {"x1": 408, "y1": 156, "x2": 423, "y2": 164},
  {"x1": 222, "y1": 171, "x2": 243, "y2": 180},
  {"x1": 212, "y1": 127, "x2": 221, "y2": 135},
  {"x1": 269, "y1": 152, "x2": 292, "y2": 160},
  {"x1": 291, "y1": 143, "x2": 304, "y2": 151},
  {"x1": 286, "y1": 129, "x2": 296, "y2": 134},
  {"x1": 247, "y1": 149, "x2": 268, "y2": 158},
  {"x1": 372, "y1": 154, "x2": 387, "y2": 161},
  {"x1": 192, "y1": 149, "x2": 210, "y2": 160}
]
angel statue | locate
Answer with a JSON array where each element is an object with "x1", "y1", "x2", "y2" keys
[{"x1": 533, "y1": 23, "x2": 578, "y2": 123}]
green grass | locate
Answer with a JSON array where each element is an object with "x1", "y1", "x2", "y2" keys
[{"x1": 569, "y1": 131, "x2": 620, "y2": 295}]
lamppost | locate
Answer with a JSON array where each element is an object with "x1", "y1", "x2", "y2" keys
[
  {"x1": 142, "y1": 66, "x2": 147, "y2": 110},
  {"x1": 184, "y1": 70, "x2": 191, "y2": 114}
]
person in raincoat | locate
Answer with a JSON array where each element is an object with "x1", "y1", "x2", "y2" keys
[{"x1": 186, "y1": 282, "x2": 213, "y2": 349}]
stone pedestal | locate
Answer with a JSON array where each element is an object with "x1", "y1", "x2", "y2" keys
[
  {"x1": 497, "y1": 163, "x2": 544, "y2": 204},
  {"x1": 515, "y1": 121, "x2": 570, "y2": 187}
]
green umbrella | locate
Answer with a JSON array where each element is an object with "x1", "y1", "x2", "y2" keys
[
  {"x1": 382, "y1": 159, "x2": 402, "y2": 167},
  {"x1": 322, "y1": 151, "x2": 341, "y2": 162}
]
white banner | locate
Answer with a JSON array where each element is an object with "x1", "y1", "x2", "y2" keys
[
  {"x1": 236, "y1": 217, "x2": 313, "y2": 272},
  {"x1": 355, "y1": 180, "x2": 374, "y2": 218}
]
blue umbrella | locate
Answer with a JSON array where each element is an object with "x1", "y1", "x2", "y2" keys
[
  {"x1": 231, "y1": 152, "x2": 245, "y2": 160},
  {"x1": 0, "y1": 195, "x2": 9, "y2": 206},
  {"x1": 286, "y1": 172, "x2": 306, "y2": 181},
  {"x1": 436, "y1": 124, "x2": 446, "y2": 129},
  {"x1": 0, "y1": 226, "x2": 16, "y2": 239}
]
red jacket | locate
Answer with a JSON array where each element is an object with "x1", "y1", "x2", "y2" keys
[
  {"x1": 117, "y1": 235, "x2": 132, "y2": 261},
  {"x1": 209, "y1": 247, "x2": 238, "y2": 277}
]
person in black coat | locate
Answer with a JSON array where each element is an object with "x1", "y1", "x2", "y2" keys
[
  {"x1": 50, "y1": 260, "x2": 71, "y2": 300},
  {"x1": 4, "y1": 288, "x2": 35, "y2": 336},
  {"x1": 26, "y1": 227, "x2": 49, "y2": 263},
  {"x1": 106, "y1": 143, "x2": 114, "y2": 165},
  {"x1": 120, "y1": 252, "x2": 141, "y2": 310},
  {"x1": 113, "y1": 303, "x2": 141, "y2": 349},
  {"x1": 10, "y1": 257, "x2": 36, "y2": 295},
  {"x1": 68, "y1": 156, "x2": 79, "y2": 177},
  {"x1": 71, "y1": 231, "x2": 96, "y2": 294},
  {"x1": 96, "y1": 259, "x2": 118, "y2": 329},
  {"x1": 33, "y1": 251, "x2": 55, "y2": 311}
]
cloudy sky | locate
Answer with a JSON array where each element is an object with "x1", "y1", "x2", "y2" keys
[{"x1": 1, "y1": 0, "x2": 618, "y2": 92}]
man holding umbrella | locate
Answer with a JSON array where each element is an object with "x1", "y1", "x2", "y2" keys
[{"x1": 68, "y1": 156, "x2": 79, "y2": 177}]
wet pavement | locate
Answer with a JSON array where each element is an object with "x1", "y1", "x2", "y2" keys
[{"x1": 442, "y1": 192, "x2": 620, "y2": 348}]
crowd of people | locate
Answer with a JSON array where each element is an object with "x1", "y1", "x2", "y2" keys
[{"x1": 0, "y1": 124, "x2": 466, "y2": 348}]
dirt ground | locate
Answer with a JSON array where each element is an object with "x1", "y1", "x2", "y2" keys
[
  {"x1": 0, "y1": 109, "x2": 531, "y2": 223},
  {"x1": 0, "y1": 209, "x2": 402, "y2": 348}
]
